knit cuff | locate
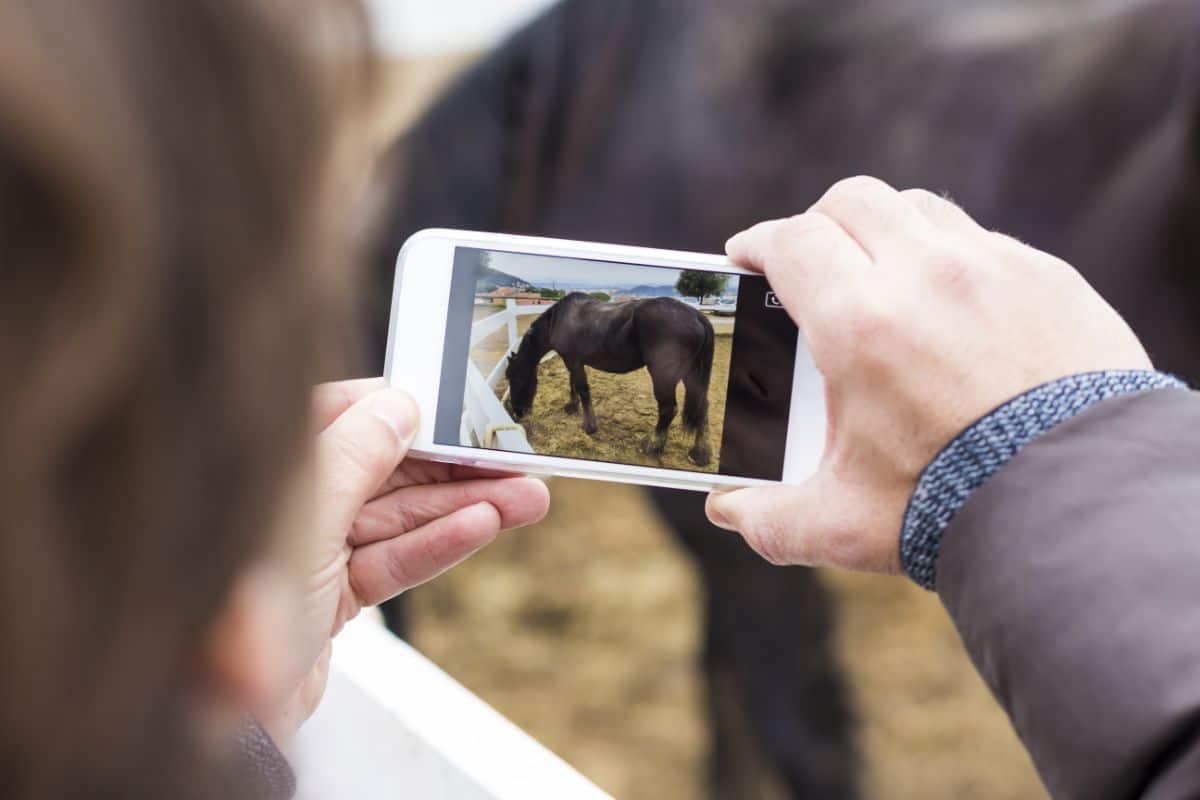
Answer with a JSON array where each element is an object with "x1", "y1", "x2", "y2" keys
[
  {"x1": 900, "y1": 370, "x2": 1188, "y2": 590},
  {"x1": 235, "y1": 716, "x2": 296, "y2": 799}
]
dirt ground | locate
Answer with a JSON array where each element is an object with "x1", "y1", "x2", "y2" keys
[
  {"x1": 502, "y1": 347, "x2": 728, "y2": 474},
  {"x1": 394, "y1": 55, "x2": 1047, "y2": 800},
  {"x1": 407, "y1": 479, "x2": 1046, "y2": 800}
]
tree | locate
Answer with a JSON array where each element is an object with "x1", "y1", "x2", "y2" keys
[
  {"x1": 539, "y1": 288, "x2": 566, "y2": 300},
  {"x1": 588, "y1": 291, "x2": 611, "y2": 302},
  {"x1": 676, "y1": 270, "x2": 729, "y2": 304}
]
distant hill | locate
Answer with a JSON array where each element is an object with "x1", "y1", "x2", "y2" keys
[
  {"x1": 478, "y1": 266, "x2": 533, "y2": 291},
  {"x1": 476, "y1": 268, "x2": 688, "y2": 297},
  {"x1": 621, "y1": 284, "x2": 679, "y2": 297}
]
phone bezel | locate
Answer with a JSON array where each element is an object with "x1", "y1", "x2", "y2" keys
[{"x1": 385, "y1": 229, "x2": 825, "y2": 492}]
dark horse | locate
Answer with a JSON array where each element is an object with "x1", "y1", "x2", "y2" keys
[
  {"x1": 505, "y1": 292, "x2": 715, "y2": 465},
  {"x1": 370, "y1": 1, "x2": 1200, "y2": 797}
]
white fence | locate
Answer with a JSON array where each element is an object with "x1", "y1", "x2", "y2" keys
[
  {"x1": 292, "y1": 614, "x2": 612, "y2": 800},
  {"x1": 462, "y1": 300, "x2": 549, "y2": 452}
]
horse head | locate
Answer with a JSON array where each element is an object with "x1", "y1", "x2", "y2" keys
[{"x1": 505, "y1": 347, "x2": 538, "y2": 419}]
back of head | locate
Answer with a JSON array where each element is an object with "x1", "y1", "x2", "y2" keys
[{"x1": 0, "y1": 1, "x2": 365, "y2": 796}]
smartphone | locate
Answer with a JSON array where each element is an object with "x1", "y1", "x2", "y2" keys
[{"x1": 384, "y1": 229, "x2": 825, "y2": 492}]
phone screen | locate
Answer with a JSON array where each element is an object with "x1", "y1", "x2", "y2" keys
[{"x1": 433, "y1": 247, "x2": 798, "y2": 480}]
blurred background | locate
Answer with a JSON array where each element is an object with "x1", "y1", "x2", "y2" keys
[{"x1": 361, "y1": 3, "x2": 1049, "y2": 799}]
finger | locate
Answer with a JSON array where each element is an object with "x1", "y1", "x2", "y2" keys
[
  {"x1": 350, "y1": 476, "x2": 550, "y2": 546},
  {"x1": 810, "y1": 175, "x2": 937, "y2": 259},
  {"x1": 367, "y1": 459, "x2": 534, "y2": 503},
  {"x1": 348, "y1": 501, "x2": 502, "y2": 605},
  {"x1": 314, "y1": 388, "x2": 419, "y2": 537},
  {"x1": 726, "y1": 211, "x2": 872, "y2": 325},
  {"x1": 705, "y1": 475, "x2": 900, "y2": 574},
  {"x1": 312, "y1": 377, "x2": 387, "y2": 432},
  {"x1": 899, "y1": 188, "x2": 986, "y2": 235}
]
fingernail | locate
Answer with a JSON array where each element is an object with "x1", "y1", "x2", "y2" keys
[
  {"x1": 705, "y1": 495, "x2": 736, "y2": 531},
  {"x1": 369, "y1": 389, "x2": 419, "y2": 441}
]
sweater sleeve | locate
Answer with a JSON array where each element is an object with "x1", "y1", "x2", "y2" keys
[
  {"x1": 935, "y1": 385, "x2": 1200, "y2": 799},
  {"x1": 899, "y1": 370, "x2": 1186, "y2": 589},
  {"x1": 235, "y1": 716, "x2": 296, "y2": 799}
]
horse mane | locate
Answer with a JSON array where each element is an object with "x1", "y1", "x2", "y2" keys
[{"x1": 510, "y1": 299, "x2": 559, "y2": 369}]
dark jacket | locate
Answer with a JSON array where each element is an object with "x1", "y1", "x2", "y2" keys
[{"x1": 938, "y1": 387, "x2": 1200, "y2": 798}]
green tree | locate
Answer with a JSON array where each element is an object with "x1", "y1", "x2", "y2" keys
[
  {"x1": 588, "y1": 291, "x2": 611, "y2": 302},
  {"x1": 539, "y1": 288, "x2": 566, "y2": 300},
  {"x1": 676, "y1": 270, "x2": 729, "y2": 304}
]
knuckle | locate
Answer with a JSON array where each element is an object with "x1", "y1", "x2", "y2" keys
[
  {"x1": 829, "y1": 174, "x2": 889, "y2": 201},
  {"x1": 388, "y1": 498, "x2": 420, "y2": 533},
  {"x1": 342, "y1": 416, "x2": 401, "y2": 478},
  {"x1": 921, "y1": 246, "x2": 979, "y2": 296},
  {"x1": 746, "y1": 512, "x2": 797, "y2": 566},
  {"x1": 771, "y1": 213, "x2": 835, "y2": 254},
  {"x1": 899, "y1": 187, "x2": 940, "y2": 208},
  {"x1": 383, "y1": 545, "x2": 421, "y2": 597},
  {"x1": 331, "y1": 433, "x2": 386, "y2": 486}
]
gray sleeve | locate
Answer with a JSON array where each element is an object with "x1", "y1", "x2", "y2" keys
[{"x1": 937, "y1": 388, "x2": 1200, "y2": 799}]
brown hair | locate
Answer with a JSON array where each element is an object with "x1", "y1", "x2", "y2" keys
[{"x1": 0, "y1": 1, "x2": 368, "y2": 796}]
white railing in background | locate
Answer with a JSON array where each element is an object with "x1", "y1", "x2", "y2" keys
[
  {"x1": 293, "y1": 614, "x2": 613, "y2": 800},
  {"x1": 462, "y1": 300, "x2": 549, "y2": 453}
]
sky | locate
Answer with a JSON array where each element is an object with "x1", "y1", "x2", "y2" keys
[
  {"x1": 486, "y1": 250, "x2": 740, "y2": 292},
  {"x1": 366, "y1": 0, "x2": 559, "y2": 56}
]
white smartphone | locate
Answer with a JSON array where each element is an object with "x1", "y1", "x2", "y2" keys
[{"x1": 384, "y1": 229, "x2": 826, "y2": 492}]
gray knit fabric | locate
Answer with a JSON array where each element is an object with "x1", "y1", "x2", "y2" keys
[
  {"x1": 236, "y1": 716, "x2": 296, "y2": 799},
  {"x1": 900, "y1": 370, "x2": 1188, "y2": 590}
]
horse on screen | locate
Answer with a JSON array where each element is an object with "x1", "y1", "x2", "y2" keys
[{"x1": 505, "y1": 292, "x2": 716, "y2": 465}]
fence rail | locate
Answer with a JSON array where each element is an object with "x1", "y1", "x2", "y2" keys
[
  {"x1": 293, "y1": 615, "x2": 613, "y2": 800},
  {"x1": 462, "y1": 300, "x2": 549, "y2": 452}
]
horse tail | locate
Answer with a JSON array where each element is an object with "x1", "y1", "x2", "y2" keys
[{"x1": 682, "y1": 315, "x2": 714, "y2": 432}]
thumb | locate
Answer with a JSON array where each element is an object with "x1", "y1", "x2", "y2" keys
[
  {"x1": 315, "y1": 388, "x2": 420, "y2": 536},
  {"x1": 706, "y1": 473, "x2": 899, "y2": 573}
]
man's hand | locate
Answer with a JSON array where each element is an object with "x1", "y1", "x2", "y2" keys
[
  {"x1": 706, "y1": 176, "x2": 1151, "y2": 573},
  {"x1": 272, "y1": 378, "x2": 549, "y2": 738}
]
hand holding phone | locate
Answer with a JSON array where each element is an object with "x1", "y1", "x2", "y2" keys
[
  {"x1": 385, "y1": 230, "x2": 825, "y2": 492},
  {"x1": 707, "y1": 178, "x2": 1155, "y2": 572}
]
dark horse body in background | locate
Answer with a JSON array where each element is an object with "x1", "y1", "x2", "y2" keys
[
  {"x1": 506, "y1": 292, "x2": 715, "y2": 465},
  {"x1": 371, "y1": 1, "x2": 1200, "y2": 796}
]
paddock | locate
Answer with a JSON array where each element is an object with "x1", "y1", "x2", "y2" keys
[{"x1": 470, "y1": 303, "x2": 732, "y2": 474}]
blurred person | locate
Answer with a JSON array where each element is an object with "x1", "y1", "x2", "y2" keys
[
  {"x1": 707, "y1": 177, "x2": 1199, "y2": 799},
  {"x1": 0, "y1": 2, "x2": 547, "y2": 799},
  {"x1": 368, "y1": 0, "x2": 1200, "y2": 795}
]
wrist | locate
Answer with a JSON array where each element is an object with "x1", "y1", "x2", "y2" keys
[{"x1": 900, "y1": 370, "x2": 1188, "y2": 590}]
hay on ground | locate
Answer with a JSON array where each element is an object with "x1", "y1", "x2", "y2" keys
[{"x1": 490, "y1": 335, "x2": 732, "y2": 474}]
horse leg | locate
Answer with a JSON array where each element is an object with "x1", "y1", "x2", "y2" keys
[
  {"x1": 646, "y1": 487, "x2": 860, "y2": 799},
  {"x1": 683, "y1": 370, "x2": 712, "y2": 466},
  {"x1": 562, "y1": 356, "x2": 580, "y2": 414},
  {"x1": 569, "y1": 364, "x2": 598, "y2": 434},
  {"x1": 642, "y1": 372, "x2": 678, "y2": 457},
  {"x1": 683, "y1": 334, "x2": 713, "y2": 466}
]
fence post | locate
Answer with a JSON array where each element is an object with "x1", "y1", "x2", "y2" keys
[{"x1": 505, "y1": 298, "x2": 518, "y2": 350}]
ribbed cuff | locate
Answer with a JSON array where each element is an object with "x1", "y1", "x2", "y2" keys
[
  {"x1": 235, "y1": 716, "x2": 296, "y2": 799},
  {"x1": 900, "y1": 370, "x2": 1188, "y2": 590}
]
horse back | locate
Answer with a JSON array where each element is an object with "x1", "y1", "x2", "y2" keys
[
  {"x1": 547, "y1": 293, "x2": 643, "y2": 371},
  {"x1": 631, "y1": 298, "x2": 712, "y2": 373}
]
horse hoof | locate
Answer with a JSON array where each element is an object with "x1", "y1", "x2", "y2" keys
[
  {"x1": 688, "y1": 447, "x2": 712, "y2": 466},
  {"x1": 563, "y1": 403, "x2": 579, "y2": 415},
  {"x1": 641, "y1": 438, "x2": 665, "y2": 457},
  {"x1": 583, "y1": 421, "x2": 598, "y2": 436}
]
